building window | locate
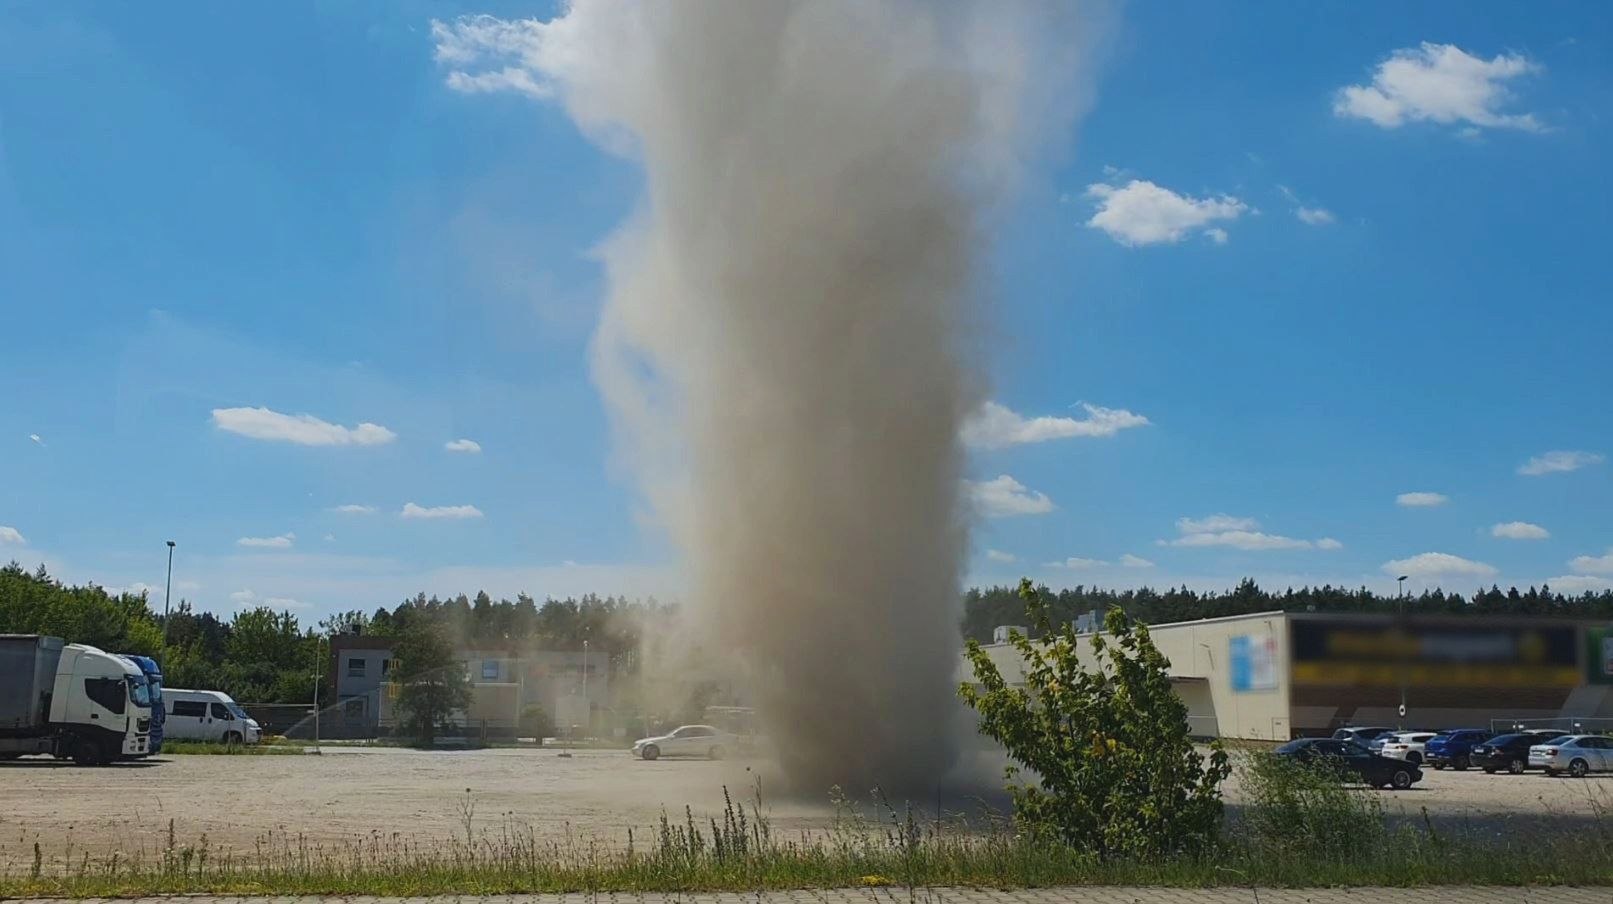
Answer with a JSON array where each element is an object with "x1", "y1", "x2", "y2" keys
[
  {"x1": 381, "y1": 658, "x2": 391, "y2": 676},
  {"x1": 482, "y1": 659, "x2": 499, "y2": 681},
  {"x1": 347, "y1": 657, "x2": 366, "y2": 678},
  {"x1": 344, "y1": 697, "x2": 367, "y2": 717}
]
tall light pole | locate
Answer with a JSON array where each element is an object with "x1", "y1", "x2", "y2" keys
[
  {"x1": 581, "y1": 638, "x2": 590, "y2": 740},
  {"x1": 1396, "y1": 574, "x2": 1409, "y2": 724},
  {"x1": 162, "y1": 541, "x2": 177, "y2": 654}
]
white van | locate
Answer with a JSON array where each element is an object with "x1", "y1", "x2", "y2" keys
[{"x1": 163, "y1": 689, "x2": 262, "y2": 744}]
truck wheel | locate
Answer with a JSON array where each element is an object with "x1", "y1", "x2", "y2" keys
[
  {"x1": 1508, "y1": 759, "x2": 1526, "y2": 775},
  {"x1": 72, "y1": 738, "x2": 109, "y2": 767},
  {"x1": 640, "y1": 744, "x2": 659, "y2": 761}
]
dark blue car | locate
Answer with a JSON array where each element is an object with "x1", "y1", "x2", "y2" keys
[{"x1": 1424, "y1": 728, "x2": 1491, "y2": 770}]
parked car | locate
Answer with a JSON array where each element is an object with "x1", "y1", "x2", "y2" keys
[
  {"x1": 162, "y1": 689, "x2": 262, "y2": 744},
  {"x1": 1333, "y1": 726, "x2": 1396, "y2": 747},
  {"x1": 1379, "y1": 731, "x2": 1437, "y2": 764},
  {"x1": 1425, "y1": 729, "x2": 1492, "y2": 770},
  {"x1": 631, "y1": 724, "x2": 734, "y2": 760},
  {"x1": 1274, "y1": 738, "x2": 1423, "y2": 789},
  {"x1": 1528, "y1": 735, "x2": 1613, "y2": 777},
  {"x1": 1473, "y1": 732, "x2": 1559, "y2": 774}
]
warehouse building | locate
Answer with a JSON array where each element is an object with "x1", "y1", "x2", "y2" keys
[{"x1": 967, "y1": 611, "x2": 1613, "y2": 740}]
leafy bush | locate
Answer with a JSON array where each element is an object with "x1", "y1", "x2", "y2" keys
[
  {"x1": 1238, "y1": 748, "x2": 1385, "y2": 858},
  {"x1": 960, "y1": 579, "x2": 1230, "y2": 860}
]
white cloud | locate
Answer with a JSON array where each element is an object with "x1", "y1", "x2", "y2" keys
[
  {"x1": 1296, "y1": 207, "x2": 1335, "y2": 225},
  {"x1": 1334, "y1": 43, "x2": 1543, "y2": 132},
  {"x1": 985, "y1": 549, "x2": 1018, "y2": 563},
  {"x1": 323, "y1": 534, "x2": 337, "y2": 542},
  {"x1": 229, "y1": 589, "x2": 257, "y2": 604},
  {"x1": 330, "y1": 504, "x2": 377, "y2": 514},
  {"x1": 401, "y1": 502, "x2": 485, "y2": 520},
  {"x1": 1204, "y1": 227, "x2": 1229, "y2": 245},
  {"x1": 237, "y1": 533, "x2": 295, "y2": 549},
  {"x1": 1396, "y1": 492, "x2": 1449, "y2": 507},
  {"x1": 1120, "y1": 554, "x2": 1155, "y2": 569},
  {"x1": 961, "y1": 401, "x2": 1150, "y2": 449},
  {"x1": 1518, "y1": 450, "x2": 1603, "y2": 476},
  {"x1": 1085, "y1": 180, "x2": 1247, "y2": 247},
  {"x1": 212, "y1": 407, "x2": 396, "y2": 447},
  {"x1": 431, "y1": 16, "x2": 557, "y2": 99},
  {"x1": 1546, "y1": 575, "x2": 1613, "y2": 594},
  {"x1": 1491, "y1": 521, "x2": 1549, "y2": 540},
  {"x1": 445, "y1": 438, "x2": 483, "y2": 453},
  {"x1": 1166, "y1": 514, "x2": 1336, "y2": 551},
  {"x1": 1382, "y1": 552, "x2": 1498, "y2": 579},
  {"x1": 28, "y1": 434, "x2": 42, "y2": 444},
  {"x1": 1048, "y1": 557, "x2": 1107, "y2": 569},
  {"x1": 0, "y1": 526, "x2": 24, "y2": 545},
  {"x1": 228, "y1": 588, "x2": 309, "y2": 610},
  {"x1": 967, "y1": 476, "x2": 1054, "y2": 518},
  {"x1": 1177, "y1": 514, "x2": 1259, "y2": 534},
  {"x1": 1569, "y1": 548, "x2": 1613, "y2": 575},
  {"x1": 1170, "y1": 530, "x2": 1312, "y2": 551}
]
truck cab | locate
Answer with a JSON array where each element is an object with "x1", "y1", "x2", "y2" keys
[
  {"x1": 51, "y1": 644, "x2": 154, "y2": 764},
  {"x1": 117, "y1": 654, "x2": 165, "y2": 755}
]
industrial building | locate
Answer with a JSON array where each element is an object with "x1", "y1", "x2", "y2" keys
[
  {"x1": 325, "y1": 635, "x2": 611, "y2": 739},
  {"x1": 967, "y1": 611, "x2": 1613, "y2": 740}
]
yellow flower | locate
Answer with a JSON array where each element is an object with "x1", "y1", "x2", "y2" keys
[{"x1": 860, "y1": 875, "x2": 892, "y2": 887}]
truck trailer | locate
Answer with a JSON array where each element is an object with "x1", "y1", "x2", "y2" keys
[{"x1": 0, "y1": 634, "x2": 154, "y2": 765}]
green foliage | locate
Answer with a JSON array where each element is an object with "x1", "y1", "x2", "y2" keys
[
  {"x1": 392, "y1": 621, "x2": 473, "y2": 745},
  {"x1": 1239, "y1": 749, "x2": 1385, "y2": 858},
  {"x1": 0, "y1": 563, "x2": 163, "y2": 655},
  {"x1": 960, "y1": 579, "x2": 1231, "y2": 860},
  {"x1": 519, "y1": 704, "x2": 557, "y2": 740}
]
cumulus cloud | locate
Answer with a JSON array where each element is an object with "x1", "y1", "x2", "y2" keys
[
  {"x1": 445, "y1": 438, "x2": 483, "y2": 453},
  {"x1": 1165, "y1": 515, "x2": 1337, "y2": 551},
  {"x1": 968, "y1": 476, "x2": 1054, "y2": 518},
  {"x1": 1518, "y1": 450, "x2": 1603, "y2": 476},
  {"x1": 237, "y1": 533, "x2": 295, "y2": 549},
  {"x1": 1396, "y1": 492, "x2": 1449, "y2": 507},
  {"x1": 0, "y1": 526, "x2": 24, "y2": 545},
  {"x1": 28, "y1": 434, "x2": 42, "y2": 445},
  {"x1": 1296, "y1": 207, "x2": 1335, "y2": 225},
  {"x1": 330, "y1": 504, "x2": 377, "y2": 514},
  {"x1": 1120, "y1": 554, "x2": 1154, "y2": 568},
  {"x1": 1047, "y1": 557, "x2": 1107, "y2": 569},
  {"x1": 1569, "y1": 548, "x2": 1613, "y2": 575},
  {"x1": 1382, "y1": 552, "x2": 1498, "y2": 579},
  {"x1": 212, "y1": 407, "x2": 396, "y2": 446},
  {"x1": 1085, "y1": 179, "x2": 1247, "y2": 247},
  {"x1": 1491, "y1": 521, "x2": 1549, "y2": 540},
  {"x1": 985, "y1": 549, "x2": 1018, "y2": 563},
  {"x1": 1334, "y1": 43, "x2": 1543, "y2": 132},
  {"x1": 431, "y1": 16, "x2": 555, "y2": 98},
  {"x1": 401, "y1": 502, "x2": 485, "y2": 520},
  {"x1": 1546, "y1": 575, "x2": 1613, "y2": 594},
  {"x1": 961, "y1": 401, "x2": 1150, "y2": 449},
  {"x1": 229, "y1": 588, "x2": 309, "y2": 610}
]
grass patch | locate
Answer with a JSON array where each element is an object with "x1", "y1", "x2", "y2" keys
[
  {"x1": 159, "y1": 738, "x2": 306, "y2": 756},
  {"x1": 3, "y1": 783, "x2": 1612, "y2": 897}
]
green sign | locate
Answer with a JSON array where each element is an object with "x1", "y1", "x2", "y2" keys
[{"x1": 1588, "y1": 626, "x2": 1613, "y2": 685}]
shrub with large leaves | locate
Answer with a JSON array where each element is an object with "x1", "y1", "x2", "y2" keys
[{"x1": 960, "y1": 579, "x2": 1230, "y2": 860}]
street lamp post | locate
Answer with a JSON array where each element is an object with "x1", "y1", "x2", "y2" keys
[
  {"x1": 581, "y1": 638, "x2": 589, "y2": 740},
  {"x1": 162, "y1": 541, "x2": 176, "y2": 653},
  {"x1": 1396, "y1": 574, "x2": 1409, "y2": 724}
]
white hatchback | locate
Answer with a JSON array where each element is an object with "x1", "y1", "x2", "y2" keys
[{"x1": 632, "y1": 725, "x2": 734, "y2": 760}]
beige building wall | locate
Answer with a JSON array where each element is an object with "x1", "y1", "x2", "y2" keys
[{"x1": 964, "y1": 611, "x2": 1292, "y2": 741}]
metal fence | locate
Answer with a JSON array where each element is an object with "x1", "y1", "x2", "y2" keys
[{"x1": 1488, "y1": 716, "x2": 1613, "y2": 736}]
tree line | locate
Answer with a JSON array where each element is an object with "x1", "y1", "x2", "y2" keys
[{"x1": 7, "y1": 561, "x2": 1612, "y2": 705}]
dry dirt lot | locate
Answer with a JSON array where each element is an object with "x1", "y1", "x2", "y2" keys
[{"x1": 1, "y1": 747, "x2": 1610, "y2": 868}]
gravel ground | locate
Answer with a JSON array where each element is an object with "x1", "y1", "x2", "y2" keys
[{"x1": 1, "y1": 746, "x2": 1609, "y2": 868}]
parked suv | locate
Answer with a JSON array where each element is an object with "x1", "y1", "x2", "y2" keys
[
  {"x1": 1425, "y1": 728, "x2": 1492, "y2": 770},
  {"x1": 1379, "y1": 731, "x2": 1437, "y2": 764}
]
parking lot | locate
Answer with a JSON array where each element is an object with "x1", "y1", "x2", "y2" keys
[{"x1": 1, "y1": 747, "x2": 1610, "y2": 869}]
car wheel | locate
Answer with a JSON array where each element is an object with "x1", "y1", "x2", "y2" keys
[
  {"x1": 708, "y1": 745, "x2": 725, "y2": 760},
  {"x1": 224, "y1": 731, "x2": 242, "y2": 746},
  {"x1": 1569, "y1": 758, "x2": 1590, "y2": 778},
  {"x1": 1454, "y1": 755, "x2": 1470, "y2": 771},
  {"x1": 1389, "y1": 769, "x2": 1413, "y2": 790},
  {"x1": 1508, "y1": 759, "x2": 1526, "y2": 775},
  {"x1": 640, "y1": 744, "x2": 659, "y2": 761},
  {"x1": 1543, "y1": 768, "x2": 1558, "y2": 777},
  {"x1": 1483, "y1": 766, "x2": 1497, "y2": 774}
]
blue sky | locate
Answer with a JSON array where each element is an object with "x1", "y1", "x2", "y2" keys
[{"x1": 3, "y1": 2, "x2": 1610, "y2": 620}]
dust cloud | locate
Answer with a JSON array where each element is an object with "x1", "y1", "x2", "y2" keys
[{"x1": 446, "y1": 2, "x2": 1107, "y2": 793}]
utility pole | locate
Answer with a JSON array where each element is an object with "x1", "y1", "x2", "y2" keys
[
  {"x1": 313, "y1": 635, "x2": 323, "y2": 748},
  {"x1": 1397, "y1": 574, "x2": 1409, "y2": 725},
  {"x1": 582, "y1": 638, "x2": 589, "y2": 741}
]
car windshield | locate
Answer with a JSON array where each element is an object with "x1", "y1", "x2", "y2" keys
[
  {"x1": 1540, "y1": 736, "x2": 1573, "y2": 745},
  {"x1": 125, "y1": 676, "x2": 153, "y2": 707},
  {"x1": 1275, "y1": 740, "x2": 1309, "y2": 754},
  {"x1": 226, "y1": 702, "x2": 250, "y2": 719},
  {"x1": 1486, "y1": 734, "x2": 1521, "y2": 745}
]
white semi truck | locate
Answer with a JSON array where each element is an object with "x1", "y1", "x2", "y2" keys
[{"x1": 0, "y1": 634, "x2": 154, "y2": 765}]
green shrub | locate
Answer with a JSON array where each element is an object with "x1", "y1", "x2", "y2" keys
[
  {"x1": 960, "y1": 579, "x2": 1231, "y2": 860},
  {"x1": 1238, "y1": 749, "x2": 1384, "y2": 858}
]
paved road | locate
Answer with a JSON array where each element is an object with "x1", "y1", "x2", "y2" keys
[{"x1": 15, "y1": 888, "x2": 1611, "y2": 904}]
